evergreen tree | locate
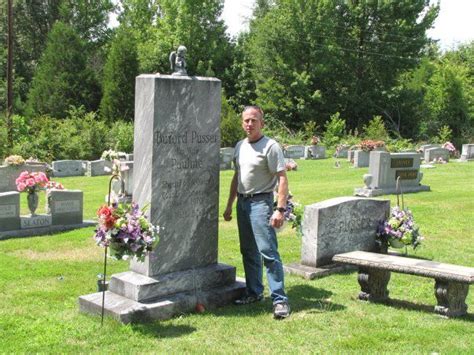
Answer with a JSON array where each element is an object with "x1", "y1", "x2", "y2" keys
[
  {"x1": 26, "y1": 22, "x2": 100, "y2": 118},
  {"x1": 100, "y1": 27, "x2": 139, "y2": 122}
]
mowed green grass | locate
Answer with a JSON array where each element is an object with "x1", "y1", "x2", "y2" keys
[{"x1": 1, "y1": 159, "x2": 473, "y2": 353}]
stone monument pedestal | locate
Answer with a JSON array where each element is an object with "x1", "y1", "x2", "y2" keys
[
  {"x1": 79, "y1": 264, "x2": 245, "y2": 323},
  {"x1": 79, "y1": 74, "x2": 246, "y2": 323}
]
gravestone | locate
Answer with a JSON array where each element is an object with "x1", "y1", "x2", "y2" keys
[
  {"x1": 47, "y1": 189, "x2": 83, "y2": 225},
  {"x1": 79, "y1": 74, "x2": 245, "y2": 323},
  {"x1": 284, "y1": 145, "x2": 306, "y2": 159},
  {"x1": 419, "y1": 144, "x2": 441, "y2": 154},
  {"x1": 52, "y1": 160, "x2": 84, "y2": 177},
  {"x1": 424, "y1": 147, "x2": 450, "y2": 163},
  {"x1": 354, "y1": 151, "x2": 430, "y2": 197},
  {"x1": 284, "y1": 197, "x2": 390, "y2": 279},
  {"x1": 87, "y1": 160, "x2": 112, "y2": 176},
  {"x1": 347, "y1": 149, "x2": 355, "y2": 162},
  {"x1": 353, "y1": 150, "x2": 370, "y2": 167},
  {"x1": 334, "y1": 145, "x2": 350, "y2": 158},
  {"x1": 220, "y1": 147, "x2": 234, "y2": 170},
  {"x1": 121, "y1": 161, "x2": 134, "y2": 197},
  {"x1": 460, "y1": 144, "x2": 474, "y2": 161},
  {"x1": 0, "y1": 192, "x2": 20, "y2": 231},
  {"x1": 305, "y1": 145, "x2": 326, "y2": 159},
  {"x1": 0, "y1": 163, "x2": 49, "y2": 193}
]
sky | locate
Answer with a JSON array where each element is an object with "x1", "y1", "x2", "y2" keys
[{"x1": 221, "y1": 0, "x2": 474, "y2": 50}]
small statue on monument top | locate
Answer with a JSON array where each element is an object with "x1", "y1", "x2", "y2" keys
[{"x1": 169, "y1": 45, "x2": 187, "y2": 76}]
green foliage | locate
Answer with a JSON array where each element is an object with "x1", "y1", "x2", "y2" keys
[
  {"x1": 436, "y1": 125, "x2": 453, "y2": 143},
  {"x1": 220, "y1": 95, "x2": 243, "y2": 147},
  {"x1": 302, "y1": 121, "x2": 319, "y2": 141},
  {"x1": 322, "y1": 112, "x2": 346, "y2": 148},
  {"x1": 108, "y1": 121, "x2": 134, "y2": 152},
  {"x1": 362, "y1": 116, "x2": 389, "y2": 141},
  {"x1": 26, "y1": 22, "x2": 100, "y2": 119},
  {"x1": 245, "y1": 0, "x2": 438, "y2": 130},
  {"x1": 385, "y1": 138, "x2": 416, "y2": 153},
  {"x1": 100, "y1": 27, "x2": 139, "y2": 122}
]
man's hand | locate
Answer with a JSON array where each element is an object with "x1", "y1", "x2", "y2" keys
[
  {"x1": 271, "y1": 210, "x2": 285, "y2": 228},
  {"x1": 223, "y1": 206, "x2": 233, "y2": 221}
]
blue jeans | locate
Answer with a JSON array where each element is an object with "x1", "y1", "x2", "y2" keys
[{"x1": 237, "y1": 194, "x2": 288, "y2": 305}]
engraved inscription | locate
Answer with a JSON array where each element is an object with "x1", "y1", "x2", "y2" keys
[
  {"x1": 396, "y1": 170, "x2": 418, "y2": 180},
  {"x1": 21, "y1": 215, "x2": 52, "y2": 229},
  {"x1": 54, "y1": 200, "x2": 80, "y2": 213},
  {"x1": 155, "y1": 130, "x2": 218, "y2": 145},
  {"x1": 391, "y1": 158, "x2": 413, "y2": 168},
  {"x1": 0, "y1": 204, "x2": 16, "y2": 218}
]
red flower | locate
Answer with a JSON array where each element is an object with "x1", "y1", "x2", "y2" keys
[{"x1": 97, "y1": 205, "x2": 117, "y2": 229}]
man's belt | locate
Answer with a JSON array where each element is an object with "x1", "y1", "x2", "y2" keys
[{"x1": 237, "y1": 192, "x2": 273, "y2": 199}]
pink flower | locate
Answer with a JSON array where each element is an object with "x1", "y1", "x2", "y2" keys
[
  {"x1": 17, "y1": 182, "x2": 26, "y2": 192},
  {"x1": 26, "y1": 178, "x2": 36, "y2": 187}
]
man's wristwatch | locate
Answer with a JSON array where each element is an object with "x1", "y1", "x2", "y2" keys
[{"x1": 276, "y1": 207, "x2": 286, "y2": 213}]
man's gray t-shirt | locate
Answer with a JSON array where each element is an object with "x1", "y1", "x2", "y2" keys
[{"x1": 234, "y1": 136, "x2": 286, "y2": 194}]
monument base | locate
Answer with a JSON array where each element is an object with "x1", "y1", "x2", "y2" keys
[
  {"x1": 79, "y1": 263, "x2": 246, "y2": 323},
  {"x1": 0, "y1": 220, "x2": 95, "y2": 240},
  {"x1": 354, "y1": 185, "x2": 430, "y2": 197},
  {"x1": 283, "y1": 262, "x2": 355, "y2": 280}
]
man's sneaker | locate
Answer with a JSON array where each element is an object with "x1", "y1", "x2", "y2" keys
[
  {"x1": 234, "y1": 293, "x2": 264, "y2": 305},
  {"x1": 273, "y1": 302, "x2": 290, "y2": 319}
]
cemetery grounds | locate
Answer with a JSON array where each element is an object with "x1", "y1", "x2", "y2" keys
[{"x1": 0, "y1": 158, "x2": 473, "y2": 353}]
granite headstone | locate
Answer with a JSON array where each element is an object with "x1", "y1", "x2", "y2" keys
[
  {"x1": 460, "y1": 144, "x2": 474, "y2": 161},
  {"x1": 424, "y1": 147, "x2": 450, "y2": 163},
  {"x1": 0, "y1": 191, "x2": 20, "y2": 231},
  {"x1": 284, "y1": 145, "x2": 306, "y2": 159},
  {"x1": 47, "y1": 189, "x2": 83, "y2": 225},
  {"x1": 52, "y1": 160, "x2": 84, "y2": 177}
]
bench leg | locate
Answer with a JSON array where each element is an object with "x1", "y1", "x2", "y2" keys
[
  {"x1": 434, "y1": 279, "x2": 469, "y2": 317},
  {"x1": 358, "y1": 267, "x2": 391, "y2": 301}
]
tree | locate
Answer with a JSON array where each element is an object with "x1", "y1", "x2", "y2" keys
[
  {"x1": 100, "y1": 27, "x2": 139, "y2": 122},
  {"x1": 26, "y1": 22, "x2": 100, "y2": 118},
  {"x1": 245, "y1": 0, "x2": 438, "y2": 130}
]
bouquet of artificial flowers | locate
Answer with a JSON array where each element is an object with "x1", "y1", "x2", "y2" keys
[
  {"x1": 377, "y1": 206, "x2": 423, "y2": 250},
  {"x1": 93, "y1": 202, "x2": 159, "y2": 261},
  {"x1": 15, "y1": 171, "x2": 49, "y2": 193}
]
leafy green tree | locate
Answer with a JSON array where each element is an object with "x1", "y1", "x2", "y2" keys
[
  {"x1": 26, "y1": 22, "x2": 100, "y2": 118},
  {"x1": 323, "y1": 112, "x2": 346, "y2": 148},
  {"x1": 100, "y1": 27, "x2": 139, "y2": 122},
  {"x1": 246, "y1": 0, "x2": 438, "y2": 130}
]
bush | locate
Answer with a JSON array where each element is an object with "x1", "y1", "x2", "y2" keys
[
  {"x1": 108, "y1": 121, "x2": 134, "y2": 153},
  {"x1": 362, "y1": 115, "x2": 389, "y2": 141},
  {"x1": 435, "y1": 125, "x2": 453, "y2": 143},
  {"x1": 322, "y1": 112, "x2": 346, "y2": 148},
  {"x1": 386, "y1": 138, "x2": 416, "y2": 152},
  {"x1": 220, "y1": 95, "x2": 243, "y2": 147}
]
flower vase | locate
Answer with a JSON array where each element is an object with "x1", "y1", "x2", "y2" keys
[
  {"x1": 389, "y1": 238, "x2": 405, "y2": 249},
  {"x1": 27, "y1": 191, "x2": 39, "y2": 216}
]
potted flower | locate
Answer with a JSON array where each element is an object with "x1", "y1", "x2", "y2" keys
[
  {"x1": 15, "y1": 171, "x2": 49, "y2": 216},
  {"x1": 376, "y1": 206, "x2": 423, "y2": 252},
  {"x1": 359, "y1": 140, "x2": 385, "y2": 152},
  {"x1": 93, "y1": 202, "x2": 159, "y2": 261}
]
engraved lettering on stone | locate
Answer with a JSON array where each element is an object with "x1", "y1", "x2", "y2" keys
[
  {"x1": 390, "y1": 158, "x2": 413, "y2": 168},
  {"x1": 21, "y1": 215, "x2": 52, "y2": 229},
  {"x1": 55, "y1": 200, "x2": 81, "y2": 213},
  {"x1": 395, "y1": 170, "x2": 418, "y2": 180}
]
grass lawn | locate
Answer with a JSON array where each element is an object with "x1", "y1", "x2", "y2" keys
[{"x1": 1, "y1": 158, "x2": 473, "y2": 353}]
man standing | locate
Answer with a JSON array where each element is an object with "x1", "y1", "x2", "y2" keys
[{"x1": 223, "y1": 105, "x2": 290, "y2": 319}]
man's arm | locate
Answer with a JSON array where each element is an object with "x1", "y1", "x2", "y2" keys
[
  {"x1": 271, "y1": 170, "x2": 288, "y2": 228},
  {"x1": 223, "y1": 171, "x2": 238, "y2": 221}
]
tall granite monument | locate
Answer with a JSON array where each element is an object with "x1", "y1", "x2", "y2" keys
[{"x1": 79, "y1": 73, "x2": 245, "y2": 323}]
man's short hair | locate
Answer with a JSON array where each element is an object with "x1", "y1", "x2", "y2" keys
[{"x1": 242, "y1": 105, "x2": 264, "y2": 119}]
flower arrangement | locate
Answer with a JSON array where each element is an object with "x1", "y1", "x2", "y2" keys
[
  {"x1": 101, "y1": 149, "x2": 119, "y2": 161},
  {"x1": 442, "y1": 141, "x2": 456, "y2": 153},
  {"x1": 4, "y1": 155, "x2": 25, "y2": 166},
  {"x1": 377, "y1": 206, "x2": 423, "y2": 250},
  {"x1": 310, "y1": 136, "x2": 320, "y2": 145},
  {"x1": 93, "y1": 202, "x2": 159, "y2": 261},
  {"x1": 285, "y1": 159, "x2": 298, "y2": 171},
  {"x1": 432, "y1": 157, "x2": 447, "y2": 164},
  {"x1": 15, "y1": 171, "x2": 49, "y2": 193},
  {"x1": 45, "y1": 181, "x2": 65, "y2": 190},
  {"x1": 359, "y1": 140, "x2": 385, "y2": 152},
  {"x1": 273, "y1": 193, "x2": 304, "y2": 236}
]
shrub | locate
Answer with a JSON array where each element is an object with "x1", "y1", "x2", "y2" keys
[
  {"x1": 435, "y1": 125, "x2": 453, "y2": 143},
  {"x1": 220, "y1": 96, "x2": 243, "y2": 147},
  {"x1": 362, "y1": 115, "x2": 389, "y2": 141},
  {"x1": 386, "y1": 138, "x2": 416, "y2": 152},
  {"x1": 108, "y1": 121, "x2": 134, "y2": 153},
  {"x1": 322, "y1": 112, "x2": 346, "y2": 148}
]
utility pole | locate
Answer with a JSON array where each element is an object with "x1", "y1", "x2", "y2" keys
[{"x1": 6, "y1": 0, "x2": 14, "y2": 149}]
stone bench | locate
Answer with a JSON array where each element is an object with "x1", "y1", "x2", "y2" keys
[{"x1": 333, "y1": 251, "x2": 474, "y2": 317}]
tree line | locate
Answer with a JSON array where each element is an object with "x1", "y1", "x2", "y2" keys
[{"x1": 1, "y1": 0, "x2": 473, "y2": 159}]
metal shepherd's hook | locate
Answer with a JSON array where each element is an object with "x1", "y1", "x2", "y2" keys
[{"x1": 101, "y1": 172, "x2": 123, "y2": 326}]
